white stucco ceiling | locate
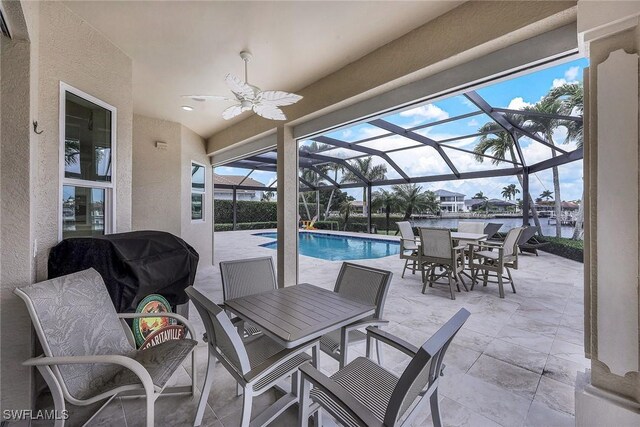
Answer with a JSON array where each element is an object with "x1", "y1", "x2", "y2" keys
[{"x1": 63, "y1": 1, "x2": 464, "y2": 138}]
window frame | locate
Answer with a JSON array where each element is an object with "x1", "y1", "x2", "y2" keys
[
  {"x1": 190, "y1": 160, "x2": 206, "y2": 223},
  {"x1": 58, "y1": 82, "x2": 117, "y2": 241}
]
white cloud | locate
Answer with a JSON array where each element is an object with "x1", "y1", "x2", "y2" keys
[
  {"x1": 399, "y1": 104, "x2": 449, "y2": 121},
  {"x1": 507, "y1": 97, "x2": 533, "y2": 110},
  {"x1": 564, "y1": 66, "x2": 579, "y2": 82},
  {"x1": 467, "y1": 118, "x2": 479, "y2": 127},
  {"x1": 552, "y1": 66, "x2": 580, "y2": 88}
]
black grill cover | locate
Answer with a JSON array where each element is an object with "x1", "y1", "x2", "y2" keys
[{"x1": 48, "y1": 230, "x2": 199, "y2": 312}]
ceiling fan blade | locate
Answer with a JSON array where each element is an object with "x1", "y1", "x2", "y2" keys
[
  {"x1": 222, "y1": 104, "x2": 245, "y2": 120},
  {"x1": 253, "y1": 104, "x2": 286, "y2": 121},
  {"x1": 225, "y1": 74, "x2": 256, "y2": 100},
  {"x1": 257, "y1": 90, "x2": 303, "y2": 106},
  {"x1": 181, "y1": 95, "x2": 231, "y2": 102}
]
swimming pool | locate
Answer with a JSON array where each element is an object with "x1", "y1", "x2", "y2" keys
[{"x1": 255, "y1": 232, "x2": 400, "y2": 261}]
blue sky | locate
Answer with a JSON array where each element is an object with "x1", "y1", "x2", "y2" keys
[{"x1": 216, "y1": 57, "x2": 588, "y2": 202}]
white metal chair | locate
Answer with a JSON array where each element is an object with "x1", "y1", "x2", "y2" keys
[
  {"x1": 319, "y1": 263, "x2": 393, "y2": 369},
  {"x1": 14, "y1": 268, "x2": 197, "y2": 427},
  {"x1": 418, "y1": 227, "x2": 467, "y2": 300},
  {"x1": 299, "y1": 309, "x2": 471, "y2": 427},
  {"x1": 185, "y1": 286, "x2": 319, "y2": 427},
  {"x1": 396, "y1": 221, "x2": 423, "y2": 278},
  {"x1": 469, "y1": 227, "x2": 525, "y2": 298},
  {"x1": 220, "y1": 256, "x2": 277, "y2": 337}
]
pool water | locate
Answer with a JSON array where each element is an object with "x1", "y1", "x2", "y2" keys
[{"x1": 255, "y1": 232, "x2": 400, "y2": 261}]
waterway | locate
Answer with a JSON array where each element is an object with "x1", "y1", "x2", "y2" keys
[{"x1": 411, "y1": 217, "x2": 577, "y2": 238}]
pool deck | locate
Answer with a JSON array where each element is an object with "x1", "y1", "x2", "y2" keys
[{"x1": 62, "y1": 229, "x2": 586, "y2": 427}]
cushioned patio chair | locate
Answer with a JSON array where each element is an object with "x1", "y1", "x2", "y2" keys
[
  {"x1": 298, "y1": 308, "x2": 471, "y2": 427},
  {"x1": 220, "y1": 256, "x2": 277, "y2": 337},
  {"x1": 186, "y1": 286, "x2": 319, "y2": 427},
  {"x1": 319, "y1": 263, "x2": 393, "y2": 369},
  {"x1": 396, "y1": 221, "x2": 422, "y2": 278},
  {"x1": 517, "y1": 226, "x2": 550, "y2": 256},
  {"x1": 418, "y1": 227, "x2": 467, "y2": 300},
  {"x1": 469, "y1": 227, "x2": 525, "y2": 298},
  {"x1": 14, "y1": 268, "x2": 197, "y2": 427}
]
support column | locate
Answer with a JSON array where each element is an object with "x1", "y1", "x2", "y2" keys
[
  {"x1": 367, "y1": 185, "x2": 372, "y2": 233},
  {"x1": 232, "y1": 187, "x2": 237, "y2": 231},
  {"x1": 576, "y1": 3, "x2": 640, "y2": 425},
  {"x1": 277, "y1": 126, "x2": 298, "y2": 288},
  {"x1": 522, "y1": 169, "x2": 530, "y2": 226}
]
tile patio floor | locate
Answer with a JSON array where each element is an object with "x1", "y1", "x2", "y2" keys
[{"x1": 53, "y1": 229, "x2": 587, "y2": 427}]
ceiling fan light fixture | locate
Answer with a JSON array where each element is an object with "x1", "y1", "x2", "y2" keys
[{"x1": 181, "y1": 50, "x2": 303, "y2": 121}]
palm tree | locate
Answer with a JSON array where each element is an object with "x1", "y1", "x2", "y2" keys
[
  {"x1": 522, "y1": 97, "x2": 568, "y2": 237},
  {"x1": 322, "y1": 163, "x2": 343, "y2": 220},
  {"x1": 501, "y1": 186, "x2": 511, "y2": 201},
  {"x1": 392, "y1": 184, "x2": 439, "y2": 220},
  {"x1": 341, "y1": 157, "x2": 387, "y2": 216},
  {"x1": 299, "y1": 141, "x2": 330, "y2": 220},
  {"x1": 261, "y1": 190, "x2": 275, "y2": 202},
  {"x1": 547, "y1": 82, "x2": 584, "y2": 240},
  {"x1": 371, "y1": 189, "x2": 399, "y2": 234},
  {"x1": 339, "y1": 199, "x2": 354, "y2": 231},
  {"x1": 473, "y1": 191, "x2": 486, "y2": 200},
  {"x1": 540, "y1": 190, "x2": 553, "y2": 201},
  {"x1": 474, "y1": 121, "x2": 543, "y2": 233}
]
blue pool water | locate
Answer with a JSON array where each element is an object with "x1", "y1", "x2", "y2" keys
[{"x1": 255, "y1": 232, "x2": 400, "y2": 261}]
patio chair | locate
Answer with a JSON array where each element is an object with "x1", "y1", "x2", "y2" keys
[
  {"x1": 320, "y1": 263, "x2": 393, "y2": 369},
  {"x1": 14, "y1": 268, "x2": 197, "y2": 427},
  {"x1": 518, "y1": 226, "x2": 550, "y2": 256},
  {"x1": 468, "y1": 227, "x2": 525, "y2": 298},
  {"x1": 220, "y1": 256, "x2": 277, "y2": 337},
  {"x1": 298, "y1": 308, "x2": 471, "y2": 427},
  {"x1": 456, "y1": 221, "x2": 486, "y2": 250},
  {"x1": 483, "y1": 222, "x2": 503, "y2": 241},
  {"x1": 185, "y1": 286, "x2": 319, "y2": 427},
  {"x1": 397, "y1": 221, "x2": 422, "y2": 278},
  {"x1": 418, "y1": 227, "x2": 467, "y2": 300}
]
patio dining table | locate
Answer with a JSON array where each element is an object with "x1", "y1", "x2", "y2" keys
[{"x1": 224, "y1": 282, "x2": 376, "y2": 349}]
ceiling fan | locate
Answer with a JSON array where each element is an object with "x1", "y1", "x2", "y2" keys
[{"x1": 182, "y1": 51, "x2": 303, "y2": 121}]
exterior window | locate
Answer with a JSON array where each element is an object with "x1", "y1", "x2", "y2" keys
[
  {"x1": 60, "y1": 83, "x2": 116, "y2": 239},
  {"x1": 191, "y1": 162, "x2": 206, "y2": 221}
]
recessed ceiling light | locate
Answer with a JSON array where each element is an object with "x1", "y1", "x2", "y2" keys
[{"x1": 181, "y1": 105, "x2": 194, "y2": 111}]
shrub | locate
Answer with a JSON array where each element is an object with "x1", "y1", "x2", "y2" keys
[
  {"x1": 214, "y1": 221, "x2": 277, "y2": 231},
  {"x1": 538, "y1": 236, "x2": 583, "y2": 263},
  {"x1": 214, "y1": 199, "x2": 323, "y2": 223},
  {"x1": 314, "y1": 221, "x2": 340, "y2": 230}
]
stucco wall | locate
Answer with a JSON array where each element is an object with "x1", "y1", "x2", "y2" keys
[
  {"x1": 34, "y1": 0, "x2": 133, "y2": 280},
  {"x1": 0, "y1": 27, "x2": 34, "y2": 411},
  {"x1": 180, "y1": 125, "x2": 213, "y2": 267},
  {"x1": 132, "y1": 115, "x2": 181, "y2": 234}
]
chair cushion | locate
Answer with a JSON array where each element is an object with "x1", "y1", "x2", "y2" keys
[
  {"x1": 310, "y1": 357, "x2": 398, "y2": 426},
  {"x1": 98, "y1": 338, "x2": 197, "y2": 398},
  {"x1": 15, "y1": 268, "x2": 135, "y2": 401},
  {"x1": 319, "y1": 329, "x2": 367, "y2": 354}
]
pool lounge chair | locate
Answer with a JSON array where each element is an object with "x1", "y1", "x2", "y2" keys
[
  {"x1": 518, "y1": 226, "x2": 550, "y2": 255},
  {"x1": 483, "y1": 222, "x2": 503, "y2": 241}
]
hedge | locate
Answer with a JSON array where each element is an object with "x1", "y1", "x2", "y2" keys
[
  {"x1": 214, "y1": 221, "x2": 278, "y2": 232},
  {"x1": 214, "y1": 200, "x2": 323, "y2": 223},
  {"x1": 324, "y1": 215, "x2": 405, "y2": 233},
  {"x1": 537, "y1": 236, "x2": 583, "y2": 263}
]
